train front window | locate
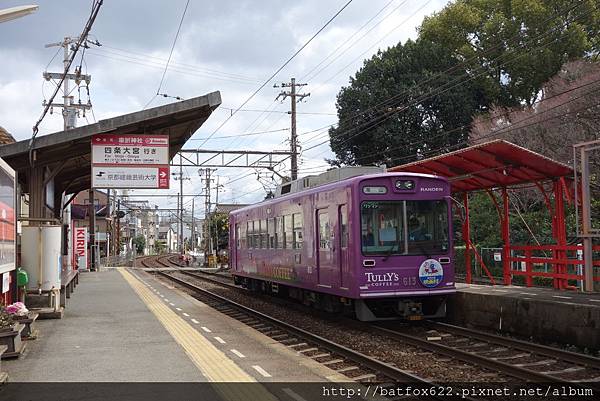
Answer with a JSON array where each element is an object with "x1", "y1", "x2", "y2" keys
[
  {"x1": 360, "y1": 200, "x2": 449, "y2": 256},
  {"x1": 406, "y1": 200, "x2": 449, "y2": 254},
  {"x1": 361, "y1": 201, "x2": 404, "y2": 255}
]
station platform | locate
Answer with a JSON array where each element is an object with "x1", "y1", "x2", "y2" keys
[
  {"x1": 1, "y1": 268, "x2": 348, "y2": 400},
  {"x1": 448, "y1": 283, "x2": 600, "y2": 351}
]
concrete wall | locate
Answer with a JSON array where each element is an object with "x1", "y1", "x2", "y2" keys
[{"x1": 446, "y1": 292, "x2": 600, "y2": 351}]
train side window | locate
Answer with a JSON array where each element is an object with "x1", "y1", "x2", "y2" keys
[
  {"x1": 340, "y1": 205, "x2": 348, "y2": 248},
  {"x1": 235, "y1": 224, "x2": 240, "y2": 249},
  {"x1": 240, "y1": 222, "x2": 247, "y2": 249},
  {"x1": 275, "y1": 216, "x2": 283, "y2": 249},
  {"x1": 293, "y1": 212, "x2": 303, "y2": 249},
  {"x1": 259, "y1": 219, "x2": 267, "y2": 249},
  {"x1": 268, "y1": 218, "x2": 276, "y2": 249},
  {"x1": 283, "y1": 215, "x2": 293, "y2": 249},
  {"x1": 318, "y1": 212, "x2": 331, "y2": 249},
  {"x1": 251, "y1": 221, "x2": 257, "y2": 249},
  {"x1": 246, "y1": 221, "x2": 250, "y2": 249}
]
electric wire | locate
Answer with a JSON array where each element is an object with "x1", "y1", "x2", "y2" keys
[
  {"x1": 144, "y1": 0, "x2": 190, "y2": 109},
  {"x1": 29, "y1": 0, "x2": 103, "y2": 166},
  {"x1": 301, "y1": 1, "x2": 594, "y2": 155},
  {"x1": 298, "y1": 0, "x2": 591, "y2": 152},
  {"x1": 197, "y1": 0, "x2": 355, "y2": 148}
]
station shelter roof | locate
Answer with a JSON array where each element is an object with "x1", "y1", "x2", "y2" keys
[
  {"x1": 388, "y1": 140, "x2": 574, "y2": 193},
  {"x1": 0, "y1": 91, "x2": 221, "y2": 195}
]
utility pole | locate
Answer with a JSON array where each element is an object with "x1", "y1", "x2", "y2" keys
[
  {"x1": 176, "y1": 192, "x2": 180, "y2": 254},
  {"x1": 275, "y1": 78, "x2": 310, "y2": 181},
  {"x1": 172, "y1": 155, "x2": 190, "y2": 254},
  {"x1": 199, "y1": 168, "x2": 216, "y2": 261},
  {"x1": 116, "y1": 198, "x2": 121, "y2": 258},
  {"x1": 43, "y1": 36, "x2": 95, "y2": 131},
  {"x1": 106, "y1": 188, "x2": 111, "y2": 261},
  {"x1": 179, "y1": 156, "x2": 184, "y2": 254},
  {"x1": 191, "y1": 198, "x2": 195, "y2": 252}
]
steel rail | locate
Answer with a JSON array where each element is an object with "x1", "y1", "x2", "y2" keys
[
  {"x1": 156, "y1": 270, "x2": 431, "y2": 384},
  {"x1": 370, "y1": 325, "x2": 567, "y2": 383},
  {"x1": 179, "y1": 270, "x2": 236, "y2": 288},
  {"x1": 425, "y1": 321, "x2": 600, "y2": 371}
]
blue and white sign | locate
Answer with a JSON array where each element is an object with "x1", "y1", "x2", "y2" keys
[{"x1": 419, "y1": 259, "x2": 443, "y2": 288}]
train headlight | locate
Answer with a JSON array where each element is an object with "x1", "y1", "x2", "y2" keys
[{"x1": 395, "y1": 180, "x2": 415, "y2": 190}]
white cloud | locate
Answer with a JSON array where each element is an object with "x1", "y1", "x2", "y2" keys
[{"x1": 0, "y1": 0, "x2": 450, "y2": 212}]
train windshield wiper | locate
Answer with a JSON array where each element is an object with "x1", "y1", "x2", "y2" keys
[
  {"x1": 382, "y1": 244, "x2": 396, "y2": 261},
  {"x1": 383, "y1": 233, "x2": 402, "y2": 261}
]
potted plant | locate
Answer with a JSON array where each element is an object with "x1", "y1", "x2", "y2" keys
[
  {"x1": 0, "y1": 306, "x2": 25, "y2": 359},
  {"x1": 6, "y1": 302, "x2": 38, "y2": 340}
]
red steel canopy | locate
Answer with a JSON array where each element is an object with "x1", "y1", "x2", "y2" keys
[{"x1": 389, "y1": 139, "x2": 573, "y2": 192}]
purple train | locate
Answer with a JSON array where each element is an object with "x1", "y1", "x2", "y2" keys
[{"x1": 229, "y1": 171, "x2": 455, "y2": 321}]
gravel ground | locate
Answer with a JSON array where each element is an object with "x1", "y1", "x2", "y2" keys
[{"x1": 162, "y1": 271, "x2": 509, "y2": 383}]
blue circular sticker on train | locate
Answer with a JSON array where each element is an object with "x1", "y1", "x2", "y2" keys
[{"x1": 419, "y1": 259, "x2": 444, "y2": 288}]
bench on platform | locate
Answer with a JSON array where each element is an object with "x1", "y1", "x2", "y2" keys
[{"x1": 60, "y1": 270, "x2": 79, "y2": 308}]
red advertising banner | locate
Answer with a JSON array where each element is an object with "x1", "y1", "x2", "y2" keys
[
  {"x1": 72, "y1": 226, "x2": 88, "y2": 270},
  {"x1": 0, "y1": 158, "x2": 15, "y2": 274}
]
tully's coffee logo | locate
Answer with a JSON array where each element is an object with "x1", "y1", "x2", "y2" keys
[{"x1": 365, "y1": 272, "x2": 400, "y2": 288}]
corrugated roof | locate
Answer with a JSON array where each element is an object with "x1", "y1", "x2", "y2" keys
[{"x1": 389, "y1": 140, "x2": 574, "y2": 192}]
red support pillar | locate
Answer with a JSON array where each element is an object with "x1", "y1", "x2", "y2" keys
[
  {"x1": 462, "y1": 193, "x2": 472, "y2": 284},
  {"x1": 553, "y1": 180, "x2": 569, "y2": 290},
  {"x1": 501, "y1": 188, "x2": 511, "y2": 286}
]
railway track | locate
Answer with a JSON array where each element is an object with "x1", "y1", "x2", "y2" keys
[
  {"x1": 156, "y1": 269, "x2": 432, "y2": 385},
  {"x1": 372, "y1": 323, "x2": 600, "y2": 384},
  {"x1": 137, "y1": 255, "x2": 600, "y2": 386}
]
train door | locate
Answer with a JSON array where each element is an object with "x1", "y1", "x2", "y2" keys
[
  {"x1": 234, "y1": 223, "x2": 239, "y2": 271},
  {"x1": 316, "y1": 208, "x2": 337, "y2": 288},
  {"x1": 338, "y1": 205, "x2": 348, "y2": 289}
]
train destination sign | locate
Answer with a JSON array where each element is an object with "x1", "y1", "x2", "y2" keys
[{"x1": 91, "y1": 134, "x2": 170, "y2": 189}]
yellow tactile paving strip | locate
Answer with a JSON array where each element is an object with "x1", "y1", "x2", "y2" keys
[{"x1": 119, "y1": 268, "x2": 278, "y2": 401}]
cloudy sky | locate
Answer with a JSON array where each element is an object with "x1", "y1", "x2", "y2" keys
[{"x1": 0, "y1": 0, "x2": 448, "y2": 220}]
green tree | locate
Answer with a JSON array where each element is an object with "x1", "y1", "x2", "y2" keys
[
  {"x1": 419, "y1": 0, "x2": 600, "y2": 107},
  {"x1": 155, "y1": 240, "x2": 167, "y2": 255},
  {"x1": 205, "y1": 213, "x2": 229, "y2": 251},
  {"x1": 329, "y1": 39, "x2": 487, "y2": 166},
  {"x1": 132, "y1": 235, "x2": 146, "y2": 254}
]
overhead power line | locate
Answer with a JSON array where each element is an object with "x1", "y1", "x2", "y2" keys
[
  {"x1": 197, "y1": 0, "x2": 355, "y2": 148},
  {"x1": 94, "y1": 43, "x2": 260, "y2": 81},
  {"x1": 232, "y1": 0, "x2": 405, "y2": 149},
  {"x1": 301, "y1": 0, "x2": 410, "y2": 83},
  {"x1": 301, "y1": 1, "x2": 593, "y2": 155},
  {"x1": 356, "y1": 79, "x2": 600, "y2": 165},
  {"x1": 187, "y1": 127, "x2": 289, "y2": 140},
  {"x1": 218, "y1": 106, "x2": 335, "y2": 115},
  {"x1": 144, "y1": 0, "x2": 190, "y2": 109},
  {"x1": 29, "y1": 0, "x2": 103, "y2": 166}
]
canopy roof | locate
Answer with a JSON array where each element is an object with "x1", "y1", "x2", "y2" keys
[
  {"x1": 0, "y1": 91, "x2": 221, "y2": 195},
  {"x1": 389, "y1": 140, "x2": 574, "y2": 193}
]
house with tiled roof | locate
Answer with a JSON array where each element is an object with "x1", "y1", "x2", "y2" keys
[{"x1": 0, "y1": 126, "x2": 16, "y2": 145}]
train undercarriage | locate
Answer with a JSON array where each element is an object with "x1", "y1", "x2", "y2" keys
[{"x1": 233, "y1": 275, "x2": 448, "y2": 321}]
